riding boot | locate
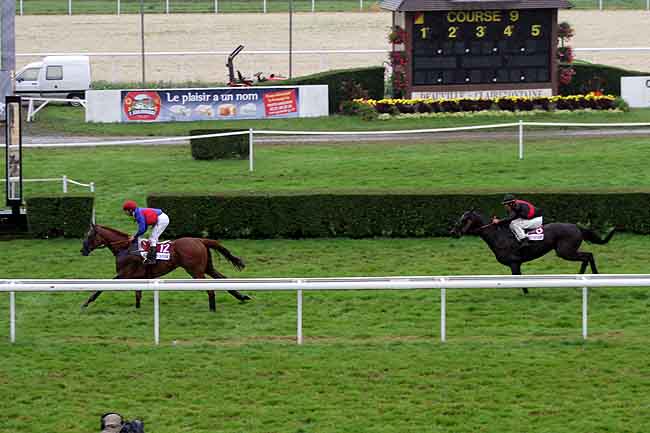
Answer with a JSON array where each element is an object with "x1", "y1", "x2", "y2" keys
[{"x1": 144, "y1": 246, "x2": 157, "y2": 265}]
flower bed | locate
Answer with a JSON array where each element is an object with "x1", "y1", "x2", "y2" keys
[{"x1": 354, "y1": 94, "x2": 618, "y2": 116}]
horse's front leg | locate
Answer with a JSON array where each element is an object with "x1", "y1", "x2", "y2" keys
[
  {"x1": 81, "y1": 290, "x2": 103, "y2": 309},
  {"x1": 510, "y1": 263, "x2": 528, "y2": 295},
  {"x1": 135, "y1": 290, "x2": 143, "y2": 308},
  {"x1": 81, "y1": 275, "x2": 120, "y2": 309}
]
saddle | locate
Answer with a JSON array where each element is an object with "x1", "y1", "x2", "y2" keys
[
  {"x1": 525, "y1": 226, "x2": 544, "y2": 241},
  {"x1": 137, "y1": 239, "x2": 172, "y2": 261}
]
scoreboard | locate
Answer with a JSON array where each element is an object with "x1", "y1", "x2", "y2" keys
[{"x1": 411, "y1": 9, "x2": 553, "y2": 87}]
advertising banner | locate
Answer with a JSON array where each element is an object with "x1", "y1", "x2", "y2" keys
[{"x1": 121, "y1": 87, "x2": 299, "y2": 122}]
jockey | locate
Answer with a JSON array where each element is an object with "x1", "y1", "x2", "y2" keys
[
  {"x1": 492, "y1": 194, "x2": 543, "y2": 248},
  {"x1": 122, "y1": 200, "x2": 169, "y2": 265}
]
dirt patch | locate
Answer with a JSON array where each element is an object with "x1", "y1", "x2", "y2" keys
[{"x1": 14, "y1": 10, "x2": 650, "y2": 83}]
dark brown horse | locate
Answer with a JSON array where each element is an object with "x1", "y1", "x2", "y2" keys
[
  {"x1": 80, "y1": 224, "x2": 250, "y2": 311},
  {"x1": 451, "y1": 210, "x2": 616, "y2": 294}
]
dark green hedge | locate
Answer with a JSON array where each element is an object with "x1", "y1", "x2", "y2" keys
[
  {"x1": 560, "y1": 62, "x2": 650, "y2": 96},
  {"x1": 190, "y1": 129, "x2": 249, "y2": 160},
  {"x1": 26, "y1": 194, "x2": 95, "y2": 238},
  {"x1": 257, "y1": 66, "x2": 385, "y2": 113},
  {"x1": 147, "y1": 193, "x2": 644, "y2": 239}
]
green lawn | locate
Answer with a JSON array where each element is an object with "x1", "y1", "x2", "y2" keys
[
  {"x1": 25, "y1": 106, "x2": 650, "y2": 137},
  {"x1": 4, "y1": 107, "x2": 650, "y2": 433},
  {"x1": 1, "y1": 235, "x2": 650, "y2": 433},
  {"x1": 4, "y1": 134, "x2": 650, "y2": 228}
]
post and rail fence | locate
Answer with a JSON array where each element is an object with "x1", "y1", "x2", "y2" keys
[
  {"x1": 12, "y1": 0, "x2": 650, "y2": 15},
  {"x1": 2, "y1": 274, "x2": 650, "y2": 345},
  {"x1": 21, "y1": 121, "x2": 650, "y2": 171}
]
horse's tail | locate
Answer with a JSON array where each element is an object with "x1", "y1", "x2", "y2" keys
[
  {"x1": 580, "y1": 227, "x2": 616, "y2": 245},
  {"x1": 200, "y1": 239, "x2": 246, "y2": 271}
]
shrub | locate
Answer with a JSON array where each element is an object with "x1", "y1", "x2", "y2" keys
[
  {"x1": 560, "y1": 62, "x2": 650, "y2": 96},
  {"x1": 190, "y1": 129, "x2": 249, "y2": 160},
  {"x1": 26, "y1": 194, "x2": 95, "y2": 238},
  {"x1": 147, "y1": 192, "x2": 642, "y2": 239}
]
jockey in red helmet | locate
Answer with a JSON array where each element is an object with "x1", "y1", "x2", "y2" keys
[{"x1": 122, "y1": 200, "x2": 169, "y2": 265}]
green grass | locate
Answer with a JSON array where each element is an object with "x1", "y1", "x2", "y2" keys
[
  {"x1": 4, "y1": 134, "x2": 650, "y2": 228},
  {"x1": 25, "y1": 106, "x2": 650, "y2": 137},
  {"x1": 1, "y1": 235, "x2": 650, "y2": 433},
  {"x1": 4, "y1": 110, "x2": 650, "y2": 432}
]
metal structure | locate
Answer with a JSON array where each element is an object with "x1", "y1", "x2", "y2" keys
[
  {"x1": 1, "y1": 0, "x2": 16, "y2": 113},
  {"x1": 380, "y1": 0, "x2": 572, "y2": 99},
  {"x1": 3, "y1": 274, "x2": 650, "y2": 345}
]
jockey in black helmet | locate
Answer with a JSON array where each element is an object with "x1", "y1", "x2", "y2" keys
[{"x1": 492, "y1": 194, "x2": 543, "y2": 248}]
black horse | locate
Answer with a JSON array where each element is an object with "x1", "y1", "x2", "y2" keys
[{"x1": 450, "y1": 210, "x2": 616, "y2": 294}]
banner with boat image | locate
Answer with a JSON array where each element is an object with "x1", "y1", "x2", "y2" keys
[{"x1": 121, "y1": 87, "x2": 300, "y2": 122}]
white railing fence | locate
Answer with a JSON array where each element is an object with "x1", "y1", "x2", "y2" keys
[
  {"x1": 23, "y1": 121, "x2": 650, "y2": 171},
  {"x1": 25, "y1": 97, "x2": 87, "y2": 122},
  {"x1": 2, "y1": 274, "x2": 650, "y2": 345},
  {"x1": 16, "y1": 0, "x2": 383, "y2": 15},
  {"x1": 0, "y1": 176, "x2": 96, "y2": 222},
  {"x1": 13, "y1": 0, "x2": 650, "y2": 15}
]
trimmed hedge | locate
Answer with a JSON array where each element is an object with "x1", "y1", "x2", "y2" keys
[
  {"x1": 560, "y1": 62, "x2": 650, "y2": 96},
  {"x1": 190, "y1": 129, "x2": 249, "y2": 160},
  {"x1": 26, "y1": 194, "x2": 95, "y2": 238},
  {"x1": 147, "y1": 193, "x2": 644, "y2": 239},
  {"x1": 257, "y1": 66, "x2": 385, "y2": 113}
]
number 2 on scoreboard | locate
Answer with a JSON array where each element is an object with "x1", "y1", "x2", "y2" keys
[{"x1": 448, "y1": 26, "x2": 458, "y2": 38}]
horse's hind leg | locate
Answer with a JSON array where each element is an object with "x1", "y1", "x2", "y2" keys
[
  {"x1": 558, "y1": 249, "x2": 596, "y2": 274},
  {"x1": 206, "y1": 258, "x2": 251, "y2": 302},
  {"x1": 135, "y1": 290, "x2": 142, "y2": 308}
]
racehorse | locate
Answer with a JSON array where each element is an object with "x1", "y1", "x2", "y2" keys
[
  {"x1": 450, "y1": 210, "x2": 616, "y2": 294},
  {"x1": 80, "y1": 224, "x2": 250, "y2": 311}
]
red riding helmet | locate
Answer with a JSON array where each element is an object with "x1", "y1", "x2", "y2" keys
[{"x1": 122, "y1": 200, "x2": 137, "y2": 211}]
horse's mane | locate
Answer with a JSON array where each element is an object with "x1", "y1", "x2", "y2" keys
[{"x1": 95, "y1": 224, "x2": 130, "y2": 238}]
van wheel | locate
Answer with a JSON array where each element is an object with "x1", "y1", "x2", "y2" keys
[{"x1": 68, "y1": 94, "x2": 84, "y2": 107}]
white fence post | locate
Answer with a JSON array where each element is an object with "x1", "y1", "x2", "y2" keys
[
  {"x1": 9, "y1": 288, "x2": 16, "y2": 344},
  {"x1": 68, "y1": 0, "x2": 72, "y2": 15},
  {"x1": 249, "y1": 128, "x2": 254, "y2": 172},
  {"x1": 440, "y1": 285, "x2": 446, "y2": 342},
  {"x1": 214, "y1": 0, "x2": 218, "y2": 13},
  {"x1": 166, "y1": 0, "x2": 170, "y2": 14},
  {"x1": 20, "y1": 0, "x2": 24, "y2": 15},
  {"x1": 62, "y1": 175, "x2": 68, "y2": 193},
  {"x1": 154, "y1": 282, "x2": 160, "y2": 345},
  {"x1": 582, "y1": 286, "x2": 588, "y2": 339},
  {"x1": 297, "y1": 288, "x2": 303, "y2": 345},
  {"x1": 518, "y1": 120, "x2": 524, "y2": 160},
  {"x1": 117, "y1": 0, "x2": 120, "y2": 15},
  {"x1": 264, "y1": 0, "x2": 267, "y2": 13}
]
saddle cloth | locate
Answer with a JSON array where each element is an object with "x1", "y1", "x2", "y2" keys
[
  {"x1": 526, "y1": 226, "x2": 544, "y2": 241},
  {"x1": 137, "y1": 239, "x2": 171, "y2": 260}
]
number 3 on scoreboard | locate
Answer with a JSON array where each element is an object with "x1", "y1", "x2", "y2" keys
[
  {"x1": 531, "y1": 24, "x2": 542, "y2": 37},
  {"x1": 448, "y1": 26, "x2": 458, "y2": 38}
]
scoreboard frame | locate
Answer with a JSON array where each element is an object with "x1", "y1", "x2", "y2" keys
[{"x1": 381, "y1": 0, "x2": 571, "y2": 99}]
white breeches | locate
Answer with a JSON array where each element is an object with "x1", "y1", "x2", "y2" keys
[
  {"x1": 509, "y1": 217, "x2": 543, "y2": 241},
  {"x1": 148, "y1": 213, "x2": 169, "y2": 246}
]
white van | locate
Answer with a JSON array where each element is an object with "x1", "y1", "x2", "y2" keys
[{"x1": 15, "y1": 56, "x2": 91, "y2": 104}]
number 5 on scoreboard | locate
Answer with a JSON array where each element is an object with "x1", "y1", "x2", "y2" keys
[{"x1": 531, "y1": 24, "x2": 541, "y2": 37}]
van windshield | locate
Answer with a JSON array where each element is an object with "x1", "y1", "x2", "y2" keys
[{"x1": 18, "y1": 68, "x2": 40, "y2": 82}]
